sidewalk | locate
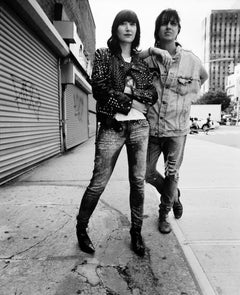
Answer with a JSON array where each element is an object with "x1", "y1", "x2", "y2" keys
[
  {"x1": 173, "y1": 134, "x2": 240, "y2": 295},
  {"x1": 0, "y1": 135, "x2": 239, "y2": 294}
]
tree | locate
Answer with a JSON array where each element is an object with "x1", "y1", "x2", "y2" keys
[
  {"x1": 224, "y1": 101, "x2": 235, "y2": 115},
  {"x1": 194, "y1": 90, "x2": 231, "y2": 111}
]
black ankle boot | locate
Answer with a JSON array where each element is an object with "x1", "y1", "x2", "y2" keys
[
  {"x1": 130, "y1": 229, "x2": 145, "y2": 257},
  {"x1": 158, "y1": 209, "x2": 171, "y2": 234},
  {"x1": 76, "y1": 226, "x2": 95, "y2": 254},
  {"x1": 173, "y1": 189, "x2": 183, "y2": 219}
]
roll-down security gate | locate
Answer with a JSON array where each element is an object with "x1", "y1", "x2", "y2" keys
[
  {"x1": 0, "y1": 4, "x2": 61, "y2": 184},
  {"x1": 64, "y1": 84, "x2": 88, "y2": 149}
]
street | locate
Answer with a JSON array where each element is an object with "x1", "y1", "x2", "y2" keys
[{"x1": 189, "y1": 125, "x2": 240, "y2": 149}]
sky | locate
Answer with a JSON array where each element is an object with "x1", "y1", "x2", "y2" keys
[{"x1": 88, "y1": 0, "x2": 240, "y2": 61}]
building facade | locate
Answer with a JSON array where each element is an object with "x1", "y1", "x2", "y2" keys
[
  {"x1": 0, "y1": 0, "x2": 96, "y2": 184},
  {"x1": 225, "y1": 63, "x2": 240, "y2": 122},
  {"x1": 202, "y1": 9, "x2": 240, "y2": 92},
  {"x1": 225, "y1": 63, "x2": 240, "y2": 101}
]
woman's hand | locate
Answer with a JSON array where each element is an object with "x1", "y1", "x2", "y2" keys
[
  {"x1": 151, "y1": 47, "x2": 173, "y2": 67},
  {"x1": 132, "y1": 99, "x2": 147, "y2": 114}
]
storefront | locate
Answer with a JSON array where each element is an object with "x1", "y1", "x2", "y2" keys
[
  {"x1": 60, "y1": 27, "x2": 94, "y2": 149},
  {"x1": 0, "y1": 1, "x2": 69, "y2": 184},
  {"x1": 0, "y1": 0, "x2": 95, "y2": 184},
  {"x1": 64, "y1": 84, "x2": 89, "y2": 149}
]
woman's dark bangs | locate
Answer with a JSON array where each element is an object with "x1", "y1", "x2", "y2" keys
[{"x1": 119, "y1": 10, "x2": 138, "y2": 24}]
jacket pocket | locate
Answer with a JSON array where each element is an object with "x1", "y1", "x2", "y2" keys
[
  {"x1": 176, "y1": 76, "x2": 193, "y2": 96},
  {"x1": 176, "y1": 76, "x2": 201, "y2": 96}
]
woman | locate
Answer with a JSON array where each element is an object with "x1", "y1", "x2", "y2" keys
[{"x1": 76, "y1": 9, "x2": 158, "y2": 257}]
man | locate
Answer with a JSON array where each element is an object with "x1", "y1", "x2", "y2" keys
[
  {"x1": 145, "y1": 9, "x2": 208, "y2": 234},
  {"x1": 207, "y1": 113, "x2": 212, "y2": 128}
]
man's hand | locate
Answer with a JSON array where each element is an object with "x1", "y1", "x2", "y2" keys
[{"x1": 151, "y1": 47, "x2": 173, "y2": 67}]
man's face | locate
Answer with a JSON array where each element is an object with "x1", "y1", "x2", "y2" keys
[{"x1": 158, "y1": 16, "x2": 179, "y2": 42}]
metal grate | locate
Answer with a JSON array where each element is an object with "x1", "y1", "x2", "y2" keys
[{"x1": 0, "y1": 4, "x2": 61, "y2": 184}]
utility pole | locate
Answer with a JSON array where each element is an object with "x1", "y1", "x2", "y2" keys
[
  {"x1": 236, "y1": 76, "x2": 240, "y2": 126},
  {"x1": 236, "y1": 97, "x2": 239, "y2": 126}
]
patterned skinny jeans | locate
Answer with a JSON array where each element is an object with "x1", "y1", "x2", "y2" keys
[{"x1": 77, "y1": 119, "x2": 149, "y2": 232}]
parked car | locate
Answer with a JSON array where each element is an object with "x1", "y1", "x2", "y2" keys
[
  {"x1": 228, "y1": 117, "x2": 240, "y2": 125},
  {"x1": 220, "y1": 114, "x2": 232, "y2": 125}
]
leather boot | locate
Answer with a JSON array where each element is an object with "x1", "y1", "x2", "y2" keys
[
  {"x1": 173, "y1": 189, "x2": 183, "y2": 219},
  {"x1": 76, "y1": 226, "x2": 95, "y2": 254},
  {"x1": 158, "y1": 209, "x2": 171, "y2": 234},
  {"x1": 130, "y1": 228, "x2": 145, "y2": 257}
]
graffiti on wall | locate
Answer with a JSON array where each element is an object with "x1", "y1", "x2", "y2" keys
[
  {"x1": 11, "y1": 74, "x2": 41, "y2": 120},
  {"x1": 73, "y1": 93, "x2": 84, "y2": 121}
]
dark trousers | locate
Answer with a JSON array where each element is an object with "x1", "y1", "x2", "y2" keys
[{"x1": 145, "y1": 135, "x2": 187, "y2": 212}]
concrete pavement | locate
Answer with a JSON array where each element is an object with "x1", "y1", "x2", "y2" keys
[
  {"x1": 172, "y1": 131, "x2": 240, "y2": 295},
  {"x1": 0, "y1": 131, "x2": 239, "y2": 294}
]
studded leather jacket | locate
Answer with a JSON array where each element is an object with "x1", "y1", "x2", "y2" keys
[{"x1": 91, "y1": 48, "x2": 157, "y2": 122}]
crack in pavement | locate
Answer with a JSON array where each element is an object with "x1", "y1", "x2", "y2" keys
[{"x1": 2, "y1": 219, "x2": 71, "y2": 260}]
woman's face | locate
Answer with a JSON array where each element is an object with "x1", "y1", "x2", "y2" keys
[{"x1": 117, "y1": 21, "x2": 137, "y2": 44}]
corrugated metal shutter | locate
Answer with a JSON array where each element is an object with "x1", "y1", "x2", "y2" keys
[
  {"x1": 64, "y1": 84, "x2": 88, "y2": 149},
  {"x1": 0, "y1": 4, "x2": 61, "y2": 184},
  {"x1": 88, "y1": 93, "x2": 96, "y2": 137}
]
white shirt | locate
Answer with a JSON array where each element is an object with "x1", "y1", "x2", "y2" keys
[{"x1": 114, "y1": 57, "x2": 145, "y2": 121}]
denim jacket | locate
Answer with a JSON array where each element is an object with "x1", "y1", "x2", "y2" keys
[
  {"x1": 146, "y1": 46, "x2": 207, "y2": 137},
  {"x1": 91, "y1": 48, "x2": 157, "y2": 122}
]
